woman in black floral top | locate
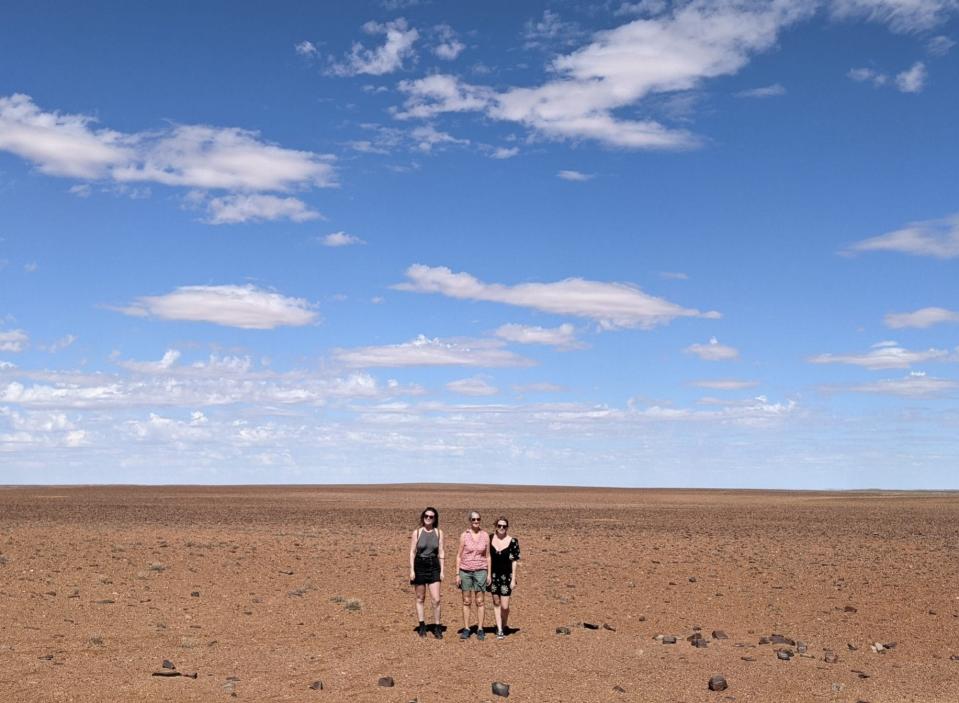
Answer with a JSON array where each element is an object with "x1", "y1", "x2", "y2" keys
[{"x1": 488, "y1": 516, "x2": 520, "y2": 639}]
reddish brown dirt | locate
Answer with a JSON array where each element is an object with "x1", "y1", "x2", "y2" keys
[{"x1": 1, "y1": 485, "x2": 957, "y2": 702}]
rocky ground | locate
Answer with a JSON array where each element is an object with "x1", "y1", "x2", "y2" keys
[{"x1": 0, "y1": 485, "x2": 957, "y2": 702}]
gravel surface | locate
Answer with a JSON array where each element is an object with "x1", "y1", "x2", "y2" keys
[{"x1": 0, "y1": 485, "x2": 957, "y2": 702}]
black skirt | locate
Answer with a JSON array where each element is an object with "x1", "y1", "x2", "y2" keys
[{"x1": 411, "y1": 556, "x2": 440, "y2": 585}]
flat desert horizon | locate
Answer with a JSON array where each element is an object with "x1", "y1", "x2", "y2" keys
[{"x1": 1, "y1": 484, "x2": 957, "y2": 702}]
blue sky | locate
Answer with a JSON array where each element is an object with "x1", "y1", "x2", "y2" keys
[{"x1": 1, "y1": 0, "x2": 957, "y2": 487}]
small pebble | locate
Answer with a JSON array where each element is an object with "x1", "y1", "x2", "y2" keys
[
  {"x1": 492, "y1": 681, "x2": 510, "y2": 697},
  {"x1": 708, "y1": 675, "x2": 728, "y2": 692},
  {"x1": 555, "y1": 627, "x2": 571, "y2": 635},
  {"x1": 378, "y1": 676, "x2": 394, "y2": 688},
  {"x1": 309, "y1": 680, "x2": 324, "y2": 690}
]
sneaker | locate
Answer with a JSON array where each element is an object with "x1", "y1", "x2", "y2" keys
[
  {"x1": 433, "y1": 625, "x2": 443, "y2": 640},
  {"x1": 476, "y1": 629, "x2": 486, "y2": 641},
  {"x1": 417, "y1": 622, "x2": 427, "y2": 638},
  {"x1": 459, "y1": 628, "x2": 471, "y2": 640},
  {"x1": 496, "y1": 629, "x2": 505, "y2": 640}
]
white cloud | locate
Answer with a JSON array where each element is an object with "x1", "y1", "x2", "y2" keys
[
  {"x1": 615, "y1": 1, "x2": 668, "y2": 17},
  {"x1": 116, "y1": 284, "x2": 318, "y2": 329},
  {"x1": 558, "y1": 170, "x2": 594, "y2": 181},
  {"x1": 512, "y1": 382, "x2": 565, "y2": 393},
  {"x1": 206, "y1": 194, "x2": 321, "y2": 224},
  {"x1": 845, "y1": 371, "x2": 958, "y2": 397},
  {"x1": 295, "y1": 40, "x2": 318, "y2": 57},
  {"x1": 692, "y1": 379, "x2": 759, "y2": 390},
  {"x1": 808, "y1": 341, "x2": 950, "y2": 369},
  {"x1": 885, "y1": 307, "x2": 959, "y2": 328},
  {"x1": 334, "y1": 334, "x2": 533, "y2": 368},
  {"x1": 488, "y1": 146, "x2": 519, "y2": 159},
  {"x1": 397, "y1": 2, "x2": 812, "y2": 149},
  {"x1": 396, "y1": 264, "x2": 720, "y2": 330},
  {"x1": 44, "y1": 334, "x2": 77, "y2": 353},
  {"x1": 0, "y1": 94, "x2": 133, "y2": 179},
  {"x1": 685, "y1": 337, "x2": 739, "y2": 361},
  {"x1": 736, "y1": 83, "x2": 786, "y2": 98},
  {"x1": 0, "y1": 329, "x2": 28, "y2": 352},
  {"x1": 433, "y1": 24, "x2": 465, "y2": 60},
  {"x1": 494, "y1": 323, "x2": 581, "y2": 349},
  {"x1": 844, "y1": 213, "x2": 959, "y2": 258},
  {"x1": 0, "y1": 95, "x2": 336, "y2": 192},
  {"x1": 322, "y1": 231, "x2": 366, "y2": 247},
  {"x1": 410, "y1": 124, "x2": 469, "y2": 152},
  {"x1": 830, "y1": 0, "x2": 959, "y2": 33},
  {"x1": 927, "y1": 35, "x2": 956, "y2": 55},
  {"x1": 446, "y1": 376, "x2": 499, "y2": 396},
  {"x1": 895, "y1": 61, "x2": 927, "y2": 92},
  {"x1": 523, "y1": 10, "x2": 584, "y2": 49},
  {"x1": 848, "y1": 67, "x2": 889, "y2": 86},
  {"x1": 114, "y1": 125, "x2": 336, "y2": 192},
  {"x1": 117, "y1": 349, "x2": 183, "y2": 374},
  {"x1": 329, "y1": 18, "x2": 419, "y2": 76}
]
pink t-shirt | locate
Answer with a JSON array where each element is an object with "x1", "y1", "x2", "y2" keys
[{"x1": 460, "y1": 529, "x2": 489, "y2": 571}]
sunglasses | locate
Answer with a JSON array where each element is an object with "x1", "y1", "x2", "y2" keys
[
  {"x1": 496, "y1": 524, "x2": 507, "y2": 528},
  {"x1": 470, "y1": 517, "x2": 481, "y2": 522},
  {"x1": 424, "y1": 514, "x2": 435, "y2": 519}
]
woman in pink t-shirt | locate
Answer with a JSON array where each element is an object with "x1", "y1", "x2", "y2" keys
[{"x1": 455, "y1": 510, "x2": 491, "y2": 640}]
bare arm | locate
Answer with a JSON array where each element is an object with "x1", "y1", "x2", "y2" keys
[
  {"x1": 486, "y1": 535, "x2": 491, "y2": 575},
  {"x1": 438, "y1": 529, "x2": 445, "y2": 580},
  {"x1": 409, "y1": 529, "x2": 418, "y2": 576},
  {"x1": 456, "y1": 533, "x2": 465, "y2": 572}
]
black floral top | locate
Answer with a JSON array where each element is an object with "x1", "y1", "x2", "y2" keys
[{"x1": 487, "y1": 536, "x2": 520, "y2": 596}]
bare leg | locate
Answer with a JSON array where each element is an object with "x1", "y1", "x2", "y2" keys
[
  {"x1": 475, "y1": 590, "x2": 485, "y2": 632},
  {"x1": 491, "y1": 594, "x2": 503, "y2": 632},
  {"x1": 462, "y1": 591, "x2": 472, "y2": 631},
  {"x1": 428, "y1": 581, "x2": 442, "y2": 625},
  {"x1": 414, "y1": 584, "x2": 426, "y2": 622},
  {"x1": 500, "y1": 595, "x2": 511, "y2": 631}
]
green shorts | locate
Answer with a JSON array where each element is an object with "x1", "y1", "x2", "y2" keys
[{"x1": 459, "y1": 569, "x2": 487, "y2": 591}]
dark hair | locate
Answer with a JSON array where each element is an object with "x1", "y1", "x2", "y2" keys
[
  {"x1": 495, "y1": 515, "x2": 509, "y2": 528},
  {"x1": 420, "y1": 506, "x2": 439, "y2": 528}
]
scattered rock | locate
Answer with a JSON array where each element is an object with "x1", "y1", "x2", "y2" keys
[
  {"x1": 692, "y1": 639, "x2": 709, "y2": 648},
  {"x1": 582, "y1": 622, "x2": 599, "y2": 630},
  {"x1": 689, "y1": 576, "x2": 697, "y2": 583},
  {"x1": 638, "y1": 615, "x2": 646, "y2": 622},
  {"x1": 612, "y1": 685, "x2": 626, "y2": 693},
  {"x1": 884, "y1": 641, "x2": 897, "y2": 649},
  {"x1": 309, "y1": 680, "x2": 324, "y2": 690},
  {"x1": 848, "y1": 643, "x2": 858, "y2": 651},
  {"x1": 152, "y1": 671, "x2": 182, "y2": 677},
  {"x1": 844, "y1": 605, "x2": 857, "y2": 613},
  {"x1": 824, "y1": 651, "x2": 840, "y2": 664},
  {"x1": 377, "y1": 676, "x2": 394, "y2": 688},
  {"x1": 190, "y1": 591, "x2": 200, "y2": 597},
  {"x1": 776, "y1": 649, "x2": 793, "y2": 661},
  {"x1": 712, "y1": 630, "x2": 728, "y2": 640},
  {"x1": 162, "y1": 660, "x2": 175, "y2": 669},
  {"x1": 796, "y1": 641, "x2": 807, "y2": 654},
  {"x1": 741, "y1": 656, "x2": 756, "y2": 662},
  {"x1": 603, "y1": 623, "x2": 616, "y2": 632},
  {"x1": 555, "y1": 627, "x2": 571, "y2": 635},
  {"x1": 662, "y1": 636, "x2": 677, "y2": 644},
  {"x1": 708, "y1": 675, "x2": 728, "y2": 691},
  {"x1": 770, "y1": 634, "x2": 794, "y2": 646},
  {"x1": 949, "y1": 655, "x2": 959, "y2": 661},
  {"x1": 759, "y1": 637, "x2": 770, "y2": 645},
  {"x1": 492, "y1": 681, "x2": 510, "y2": 697}
]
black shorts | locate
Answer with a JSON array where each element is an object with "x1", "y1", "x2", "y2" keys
[{"x1": 411, "y1": 556, "x2": 440, "y2": 585}]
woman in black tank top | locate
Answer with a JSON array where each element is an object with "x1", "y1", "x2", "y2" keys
[{"x1": 409, "y1": 506, "x2": 445, "y2": 638}]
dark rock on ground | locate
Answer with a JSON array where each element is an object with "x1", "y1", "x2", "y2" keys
[
  {"x1": 844, "y1": 605, "x2": 858, "y2": 613},
  {"x1": 713, "y1": 630, "x2": 728, "y2": 640},
  {"x1": 309, "y1": 680, "x2": 324, "y2": 690},
  {"x1": 824, "y1": 651, "x2": 840, "y2": 664},
  {"x1": 662, "y1": 635, "x2": 677, "y2": 644},
  {"x1": 152, "y1": 671, "x2": 182, "y2": 677},
  {"x1": 603, "y1": 623, "x2": 616, "y2": 631},
  {"x1": 162, "y1": 660, "x2": 175, "y2": 669},
  {"x1": 492, "y1": 681, "x2": 510, "y2": 697},
  {"x1": 378, "y1": 676, "x2": 395, "y2": 687},
  {"x1": 190, "y1": 591, "x2": 200, "y2": 597},
  {"x1": 708, "y1": 675, "x2": 728, "y2": 691},
  {"x1": 776, "y1": 649, "x2": 793, "y2": 661},
  {"x1": 741, "y1": 656, "x2": 756, "y2": 662},
  {"x1": 555, "y1": 626, "x2": 571, "y2": 635},
  {"x1": 582, "y1": 622, "x2": 599, "y2": 629},
  {"x1": 612, "y1": 685, "x2": 625, "y2": 693}
]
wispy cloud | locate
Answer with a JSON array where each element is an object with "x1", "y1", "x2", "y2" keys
[
  {"x1": 294, "y1": 40, "x2": 318, "y2": 57},
  {"x1": 885, "y1": 306, "x2": 959, "y2": 329},
  {"x1": 557, "y1": 170, "x2": 594, "y2": 181},
  {"x1": 927, "y1": 35, "x2": 956, "y2": 55},
  {"x1": 432, "y1": 24, "x2": 465, "y2": 60},
  {"x1": 334, "y1": 334, "x2": 533, "y2": 368},
  {"x1": 494, "y1": 323, "x2": 582, "y2": 349},
  {"x1": 396, "y1": 264, "x2": 721, "y2": 330},
  {"x1": 808, "y1": 341, "x2": 950, "y2": 370},
  {"x1": 684, "y1": 337, "x2": 739, "y2": 361},
  {"x1": 205, "y1": 194, "x2": 321, "y2": 224},
  {"x1": 735, "y1": 83, "x2": 786, "y2": 98},
  {"x1": 328, "y1": 18, "x2": 419, "y2": 76},
  {"x1": 0, "y1": 329, "x2": 28, "y2": 353},
  {"x1": 446, "y1": 376, "x2": 499, "y2": 396},
  {"x1": 844, "y1": 371, "x2": 958, "y2": 397},
  {"x1": 844, "y1": 213, "x2": 959, "y2": 258},
  {"x1": 321, "y1": 231, "x2": 366, "y2": 247},
  {"x1": 692, "y1": 379, "x2": 759, "y2": 390},
  {"x1": 115, "y1": 284, "x2": 318, "y2": 329},
  {"x1": 848, "y1": 62, "x2": 927, "y2": 93},
  {"x1": 397, "y1": 2, "x2": 813, "y2": 149},
  {"x1": 830, "y1": 0, "x2": 958, "y2": 33}
]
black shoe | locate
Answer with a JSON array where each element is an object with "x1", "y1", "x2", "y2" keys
[
  {"x1": 433, "y1": 625, "x2": 443, "y2": 639},
  {"x1": 417, "y1": 622, "x2": 427, "y2": 637}
]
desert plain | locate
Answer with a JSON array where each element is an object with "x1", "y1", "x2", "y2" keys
[{"x1": 0, "y1": 485, "x2": 957, "y2": 702}]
